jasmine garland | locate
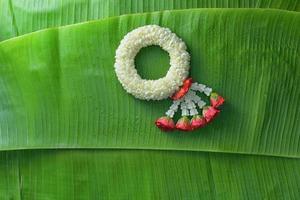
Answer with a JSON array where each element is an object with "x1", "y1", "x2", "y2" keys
[
  {"x1": 114, "y1": 25, "x2": 190, "y2": 100},
  {"x1": 114, "y1": 25, "x2": 225, "y2": 132}
]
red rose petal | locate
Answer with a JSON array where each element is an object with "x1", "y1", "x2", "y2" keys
[
  {"x1": 171, "y1": 78, "x2": 193, "y2": 100},
  {"x1": 175, "y1": 116, "x2": 193, "y2": 131},
  {"x1": 191, "y1": 115, "x2": 207, "y2": 129},
  {"x1": 203, "y1": 106, "x2": 220, "y2": 123},
  {"x1": 210, "y1": 93, "x2": 225, "y2": 108},
  {"x1": 155, "y1": 116, "x2": 175, "y2": 131}
]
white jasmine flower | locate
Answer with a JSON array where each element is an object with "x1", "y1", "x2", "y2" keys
[
  {"x1": 115, "y1": 25, "x2": 190, "y2": 100},
  {"x1": 203, "y1": 87, "x2": 212, "y2": 96}
]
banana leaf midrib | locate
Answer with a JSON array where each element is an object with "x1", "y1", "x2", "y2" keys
[{"x1": 1, "y1": 146, "x2": 300, "y2": 159}]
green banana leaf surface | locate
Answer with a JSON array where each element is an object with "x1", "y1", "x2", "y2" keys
[
  {"x1": 1, "y1": 0, "x2": 300, "y2": 41},
  {"x1": 0, "y1": 1, "x2": 300, "y2": 199},
  {"x1": 0, "y1": 9, "x2": 299, "y2": 156},
  {"x1": 1, "y1": 150, "x2": 300, "y2": 199}
]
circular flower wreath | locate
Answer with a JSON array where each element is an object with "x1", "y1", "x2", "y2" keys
[
  {"x1": 115, "y1": 25, "x2": 190, "y2": 100},
  {"x1": 115, "y1": 25, "x2": 225, "y2": 132}
]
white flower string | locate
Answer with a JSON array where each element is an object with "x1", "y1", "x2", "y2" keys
[
  {"x1": 114, "y1": 25, "x2": 190, "y2": 100},
  {"x1": 164, "y1": 85, "x2": 212, "y2": 118},
  {"x1": 115, "y1": 25, "x2": 225, "y2": 132}
]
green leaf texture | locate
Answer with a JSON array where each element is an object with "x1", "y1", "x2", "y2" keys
[
  {"x1": 0, "y1": 9, "x2": 299, "y2": 158},
  {"x1": 1, "y1": 0, "x2": 300, "y2": 41},
  {"x1": 1, "y1": 150, "x2": 300, "y2": 199},
  {"x1": 0, "y1": 6, "x2": 300, "y2": 199}
]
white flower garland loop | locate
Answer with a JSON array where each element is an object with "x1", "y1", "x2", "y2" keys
[{"x1": 114, "y1": 25, "x2": 190, "y2": 100}]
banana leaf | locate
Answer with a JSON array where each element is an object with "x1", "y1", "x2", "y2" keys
[
  {"x1": 1, "y1": 0, "x2": 300, "y2": 41},
  {"x1": 0, "y1": 6, "x2": 300, "y2": 200},
  {"x1": 0, "y1": 9, "x2": 299, "y2": 157},
  {"x1": 1, "y1": 149, "x2": 300, "y2": 199}
]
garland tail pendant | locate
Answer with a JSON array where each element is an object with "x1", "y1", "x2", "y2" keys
[{"x1": 155, "y1": 77, "x2": 225, "y2": 132}]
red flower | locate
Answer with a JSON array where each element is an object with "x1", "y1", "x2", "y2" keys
[
  {"x1": 155, "y1": 116, "x2": 175, "y2": 131},
  {"x1": 191, "y1": 115, "x2": 207, "y2": 129},
  {"x1": 202, "y1": 106, "x2": 220, "y2": 123},
  {"x1": 175, "y1": 116, "x2": 192, "y2": 131},
  {"x1": 210, "y1": 92, "x2": 225, "y2": 108},
  {"x1": 171, "y1": 78, "x2": 193, "y2": 100}
]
